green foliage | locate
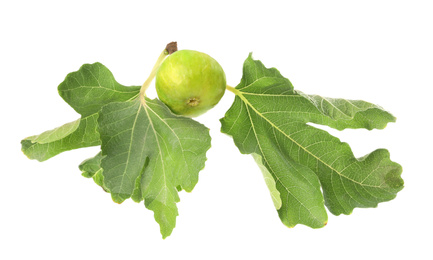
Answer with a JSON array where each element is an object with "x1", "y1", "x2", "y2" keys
[
  {"x1": 21, "y1": 51, "x2": 403, "y2": 238},
  {"x1": 79, "y1": 152, "x2": 108, "y2": 191},
  {"x1": 21, "y1": 63, "x2": 140, "y2": 161},
  {"x1": 21, "y1": 62, "x2": 211, "y2": 238},
  {"x1": 98, "y1": 97, "x2": 210, "y2": 238},
  {"x1": 220, "y1": 54, "x2": 403, "y2": 228}
]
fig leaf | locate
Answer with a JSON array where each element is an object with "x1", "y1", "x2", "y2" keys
[
  {"x1": 220, "y1": 54, "x2": 403, "y2": 228},
  {"x1": 97, "y1": 97, "x2": 211, "y2": 238},
  {"x1": 21, "y1": 63, "x2": 140, "y2": 161}
]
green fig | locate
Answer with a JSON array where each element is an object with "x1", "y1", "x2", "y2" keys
[{"x1": 155, "y1": 50, "x2": 226, "y2": 117}]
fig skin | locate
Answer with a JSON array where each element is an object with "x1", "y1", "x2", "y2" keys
[{"x1": 155, "y1": 50, "x2": 226, "y2": 117}]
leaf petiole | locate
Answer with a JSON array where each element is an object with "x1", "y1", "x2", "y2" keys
[{"x1": 226, "y1": 85, "x2": 238, "y2": 94}]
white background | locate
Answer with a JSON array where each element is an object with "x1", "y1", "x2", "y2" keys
[{"x1": 1, "y1": 1, "x2": 432, "y2": 259}]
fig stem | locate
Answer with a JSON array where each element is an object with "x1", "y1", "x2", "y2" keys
[
  {"x1": 140, "y1": 42, "x2": 178, "y2": 105},
  {"x1": 139, "y1": 50, "x2": 169, "y2": 103}
]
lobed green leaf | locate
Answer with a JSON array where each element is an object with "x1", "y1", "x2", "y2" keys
[
  {"x1": 21, "y1": 115, "x2": 100, "y2": 161},
  {"x1": 79, "y1": 152, "x2": 108, "y2": 192},
  {"x1": 58, "y1": 62, "x2": 140, "y2": 117},
  {"x1": 220, "y1": 54, "x2": 403, "y2": 228},
  {"x1": 98, "y1": 97, "x2": 211, "y2": 238},
  {"x1": 21, "y1": 63, "x2": 141, "y2": 161},
  {"x1": 25, "y1": 119, "x2": 80, "y2": 144}
]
